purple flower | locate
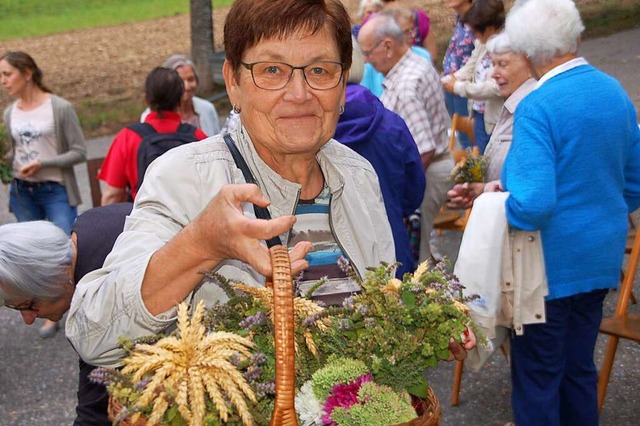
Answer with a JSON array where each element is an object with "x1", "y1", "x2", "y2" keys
[
  {"x1": 342, "y1": 296, "x2": 355, "y2": 309},
  {"x1": 337, "y1": 256, "x2": 351, "y2": 274},
  {"x1": 239, "y1": 310, "x2": 268, "y2": 329}
]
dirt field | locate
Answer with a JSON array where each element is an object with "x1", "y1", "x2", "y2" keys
[{"x1": 0, "y1": 0, "x2": 630, "y2": 136}]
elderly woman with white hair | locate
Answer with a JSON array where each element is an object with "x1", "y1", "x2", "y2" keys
[
  {"x1": 141, "y1": 54, "x2": 221, "y2": 136},
  {"x1": 501, "y1": 0, "x2": 640, "y2": 424},
  {"x1": 0, "y1": 203, "x2": 131, "y2": 425},
  {"x1": 446, "y1": 31, "x2": 536, "y2": 208}
]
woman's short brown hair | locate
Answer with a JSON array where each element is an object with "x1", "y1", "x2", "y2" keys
[
  {"x1": 461, "y1": 0, "x2": 505, "y2": 34},
  {"x1": 224, "y1": 0, "x2": 352, "y2": 80}
]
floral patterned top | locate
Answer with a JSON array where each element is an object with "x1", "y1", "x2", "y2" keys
[{"x1": 442, "y1": 14, "x2": 476, "y2": 74}]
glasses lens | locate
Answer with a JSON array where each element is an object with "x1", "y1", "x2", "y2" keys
[
  {"x1": 303, "y1": 62, "x2": 343, "y2": 90},
  {"x1": 249, "y1": 62, "x2": 291, "y2": 90}
]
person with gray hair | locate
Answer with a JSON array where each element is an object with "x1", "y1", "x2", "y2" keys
[
  {"x1": 352, "y1": 0, "x2": 384, "y2": 39},
  {"x1": 0, "y1": 203, "x2": 132, "y2": 425},
  {"x1": 334, "y1": 36, "x2": 425, "y2": 277},
  {"x1": 446, "y1": 31, "x2": 536, "y2": 208},
  {"x1": 141, "y1": 54, "x2": 221, "y2": 136},
  {"x1": 359, "y1": 5, "x2": 432, "y2": 98},
  {"x1": 501, "y1": 0, "x2": 640, "y2": 424},
  {"x1": 358, "y1": 12, "x2": 452, "y2": 265}
]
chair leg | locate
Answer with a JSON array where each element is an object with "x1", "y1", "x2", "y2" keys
[
  {"x1": 597, "y1": 335, "x2": 620, "y2": 413},
  {"x1": 451, "y1": 359, "x2": 464, "y2": 406}
]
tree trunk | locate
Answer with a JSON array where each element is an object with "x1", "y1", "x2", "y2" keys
[{"x1": 190, "y1": 0, "x2": 216, "y2": 95}]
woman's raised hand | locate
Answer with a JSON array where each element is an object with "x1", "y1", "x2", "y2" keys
[{"x1": 191, "y1": 184, "x2": 311, "y2": 276}]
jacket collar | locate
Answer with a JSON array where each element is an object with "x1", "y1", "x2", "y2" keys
[{"x1": 233, "y1": 125, "x2": 345, "y2": 217}]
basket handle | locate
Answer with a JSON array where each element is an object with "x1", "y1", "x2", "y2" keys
[{"x1": 268, "y1": 245, "x2": 299, "y2": 426}]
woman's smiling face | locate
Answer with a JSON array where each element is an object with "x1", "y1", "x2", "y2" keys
[{"x1": 224, "y1": 25, "x2": 347, "y2": 164}]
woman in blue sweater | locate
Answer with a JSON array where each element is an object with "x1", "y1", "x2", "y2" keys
[{"x1": 502, "y1": 1, "x2": 640, "y2": 425}]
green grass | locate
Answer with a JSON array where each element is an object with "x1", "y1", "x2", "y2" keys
[
  {"x1": 0, "y1": 0, "x2": 234, "y2": 41},
  {"x1": 581, "y1": 1, "x2": 640, "y2": 38}
]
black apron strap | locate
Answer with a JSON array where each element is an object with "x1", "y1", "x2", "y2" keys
[{"x1": 223, "y1": 134, "x2": 283, "y2": 248}]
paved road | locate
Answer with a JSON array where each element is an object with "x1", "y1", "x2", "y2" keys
[{"x1": 1, "y1": 27, "x2": 639, "y2": 425}]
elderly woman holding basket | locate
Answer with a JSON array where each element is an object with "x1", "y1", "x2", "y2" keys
[{"x1": 67, "y1": 0, "x2": 474, "y2": 370}]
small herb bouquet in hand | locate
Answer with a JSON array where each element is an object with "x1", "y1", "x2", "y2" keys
[
  {"x1": 92, "y1": 258, "x2": 482, "y2": 426},
  {"x1": 449, "y1": 150, "x2": 488, "y2": 184}
]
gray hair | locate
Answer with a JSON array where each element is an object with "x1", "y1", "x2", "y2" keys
[
  {"x1": 505, "y1": 0, "x2": 584, "y2": 67},
  {"x1": 349, "y1": 35, "x2": 365, "y2": 83},
  {"x1": 365, "y1": 13, "x2": 404, "y2": 44},
  {"x1": 357, "y1": 0, "x2": 384, "y2": 19},
  {"x1": 0, "y1": 221, "x2": 73, "y2": 304},
  {"x1": 486, "y1": 32, "x2": 513, "y2": 55},
  {"x1": 163, "y1": 54, "x2": 198, "y2": 82}
]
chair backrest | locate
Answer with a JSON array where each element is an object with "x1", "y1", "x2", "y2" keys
[
  {"x1": 449, "y1": 113, "x2": 476, "y2": 163},
  {"x1": 449, "y1": 113, "x2": 476, "y2": 149},
  {"x1": 614, "y1": 224, "x2": 640, "y2": 316},
  {"x1": 86, "y1": 157, "x2": 105, "y2": 208}
]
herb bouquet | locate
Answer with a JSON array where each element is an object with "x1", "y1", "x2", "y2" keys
[
  {"x1": 94, "y1": 248, "x2": 482, "y2": 426},
  {"x1": 449, "y1": 149, "x2": 488, "y2": 184}
]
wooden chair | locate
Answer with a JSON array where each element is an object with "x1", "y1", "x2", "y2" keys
[
  {"x1": 86, "y1": 157, "x2": 104, "y2": 208},
  {"x1": 448, "y1": 113, "x2": 476, "y2": 164},
  {"x1": 451, "y1": 342, "x2": 509, "y2": 406},
  {"x1": 597, "y1": 224, "x2": 640, "y2": 412},
  {"x1": 433, "y1": 113, "x2": 476, "y2": 234}
]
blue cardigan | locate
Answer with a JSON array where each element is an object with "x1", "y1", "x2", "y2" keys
[{"x1": 502, "y1": 64, "x2": 640, "y2": 299}]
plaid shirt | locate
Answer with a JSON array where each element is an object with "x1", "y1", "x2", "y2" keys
[{"x1": 381, "y1": 49, "x2": 449, "y2": 156}]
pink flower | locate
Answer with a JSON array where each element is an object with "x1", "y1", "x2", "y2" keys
[{"x1": 321, "y1": 374, "x2": 372, "y2": 425}]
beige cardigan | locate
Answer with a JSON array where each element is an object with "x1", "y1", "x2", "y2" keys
[
  {"x1": 454, "y1": 192, "x2": 548, "y2": 371},
  {"x1": 452, "y1": 40, "x2": 503, "y2": 135}
]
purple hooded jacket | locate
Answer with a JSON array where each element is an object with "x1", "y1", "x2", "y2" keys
[{"x1": 335, "y1": 84, "x2": 425, "y2": 276}]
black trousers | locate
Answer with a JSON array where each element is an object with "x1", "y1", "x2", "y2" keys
[{"x1": 74, "y1": 359, "x2": 110, "y2": 426}]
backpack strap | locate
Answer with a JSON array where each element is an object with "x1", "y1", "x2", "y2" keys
[
  {"x1": 127, "y1": 122, "x2": 157, "y2": 137},
  {"x1": 223, "y1": 133, "x2": 282, "y2": 248},
  {"x1": 176, "y1": 123, "x2": 199, "y2": 137}
]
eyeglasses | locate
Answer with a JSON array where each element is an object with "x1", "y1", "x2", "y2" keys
[
  {"x1": 240, "y1": 61, "x2": 345, "y2": 91},
  {"x1": 360, "y1": 39, "x2": 384, "y2": 57},
  {"x1": 402, "y1": 27, "x2": 416, "y2": 41},
  {"x1": 4, "y1": 299, "x2": 35, "y2": 311}
]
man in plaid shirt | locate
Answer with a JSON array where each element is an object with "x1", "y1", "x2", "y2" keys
[{"x1": 358, "y1": 13, "x2": 453, "y2": 263}]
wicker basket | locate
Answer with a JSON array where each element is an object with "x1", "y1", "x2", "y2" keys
[{"x1": 107, "y1": 245, "x2": 441, "y2": 426}]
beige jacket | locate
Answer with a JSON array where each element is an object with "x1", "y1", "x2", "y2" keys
[
  {"x1": 455, "y1": 192, "x2": 547, "y2": 371},
  {"x1": 452, "y1": 40, "x2": 503, "y2": 135},
  {"x1": 66, "y1": 127, "x2": 395, "y2": 367}
]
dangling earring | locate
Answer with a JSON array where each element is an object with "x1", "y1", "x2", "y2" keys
[
  {"x1": 232, "y1": 104, "x2": 241, "y2": 114},
  {"x1": 339, "y1": 105, "x2": 345, "y2": 115}
]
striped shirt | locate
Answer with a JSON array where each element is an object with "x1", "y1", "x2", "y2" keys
[{"x1": 288, "y1": 185, "x2": 359, "y2": 306}]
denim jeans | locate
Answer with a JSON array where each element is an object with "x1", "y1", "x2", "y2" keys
[
  {"x1": 473, "y1": 111, "x2": 491, "y2": 154},
  {"x1": 10, "y1": 179, "x2": 77, "y2": 235},
  {"x1": 444, "y1": 91, "x2": 472, "y2": 149},
  {"x1": 510, "y1": 289, "x2": 607, "y2": 426}
]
